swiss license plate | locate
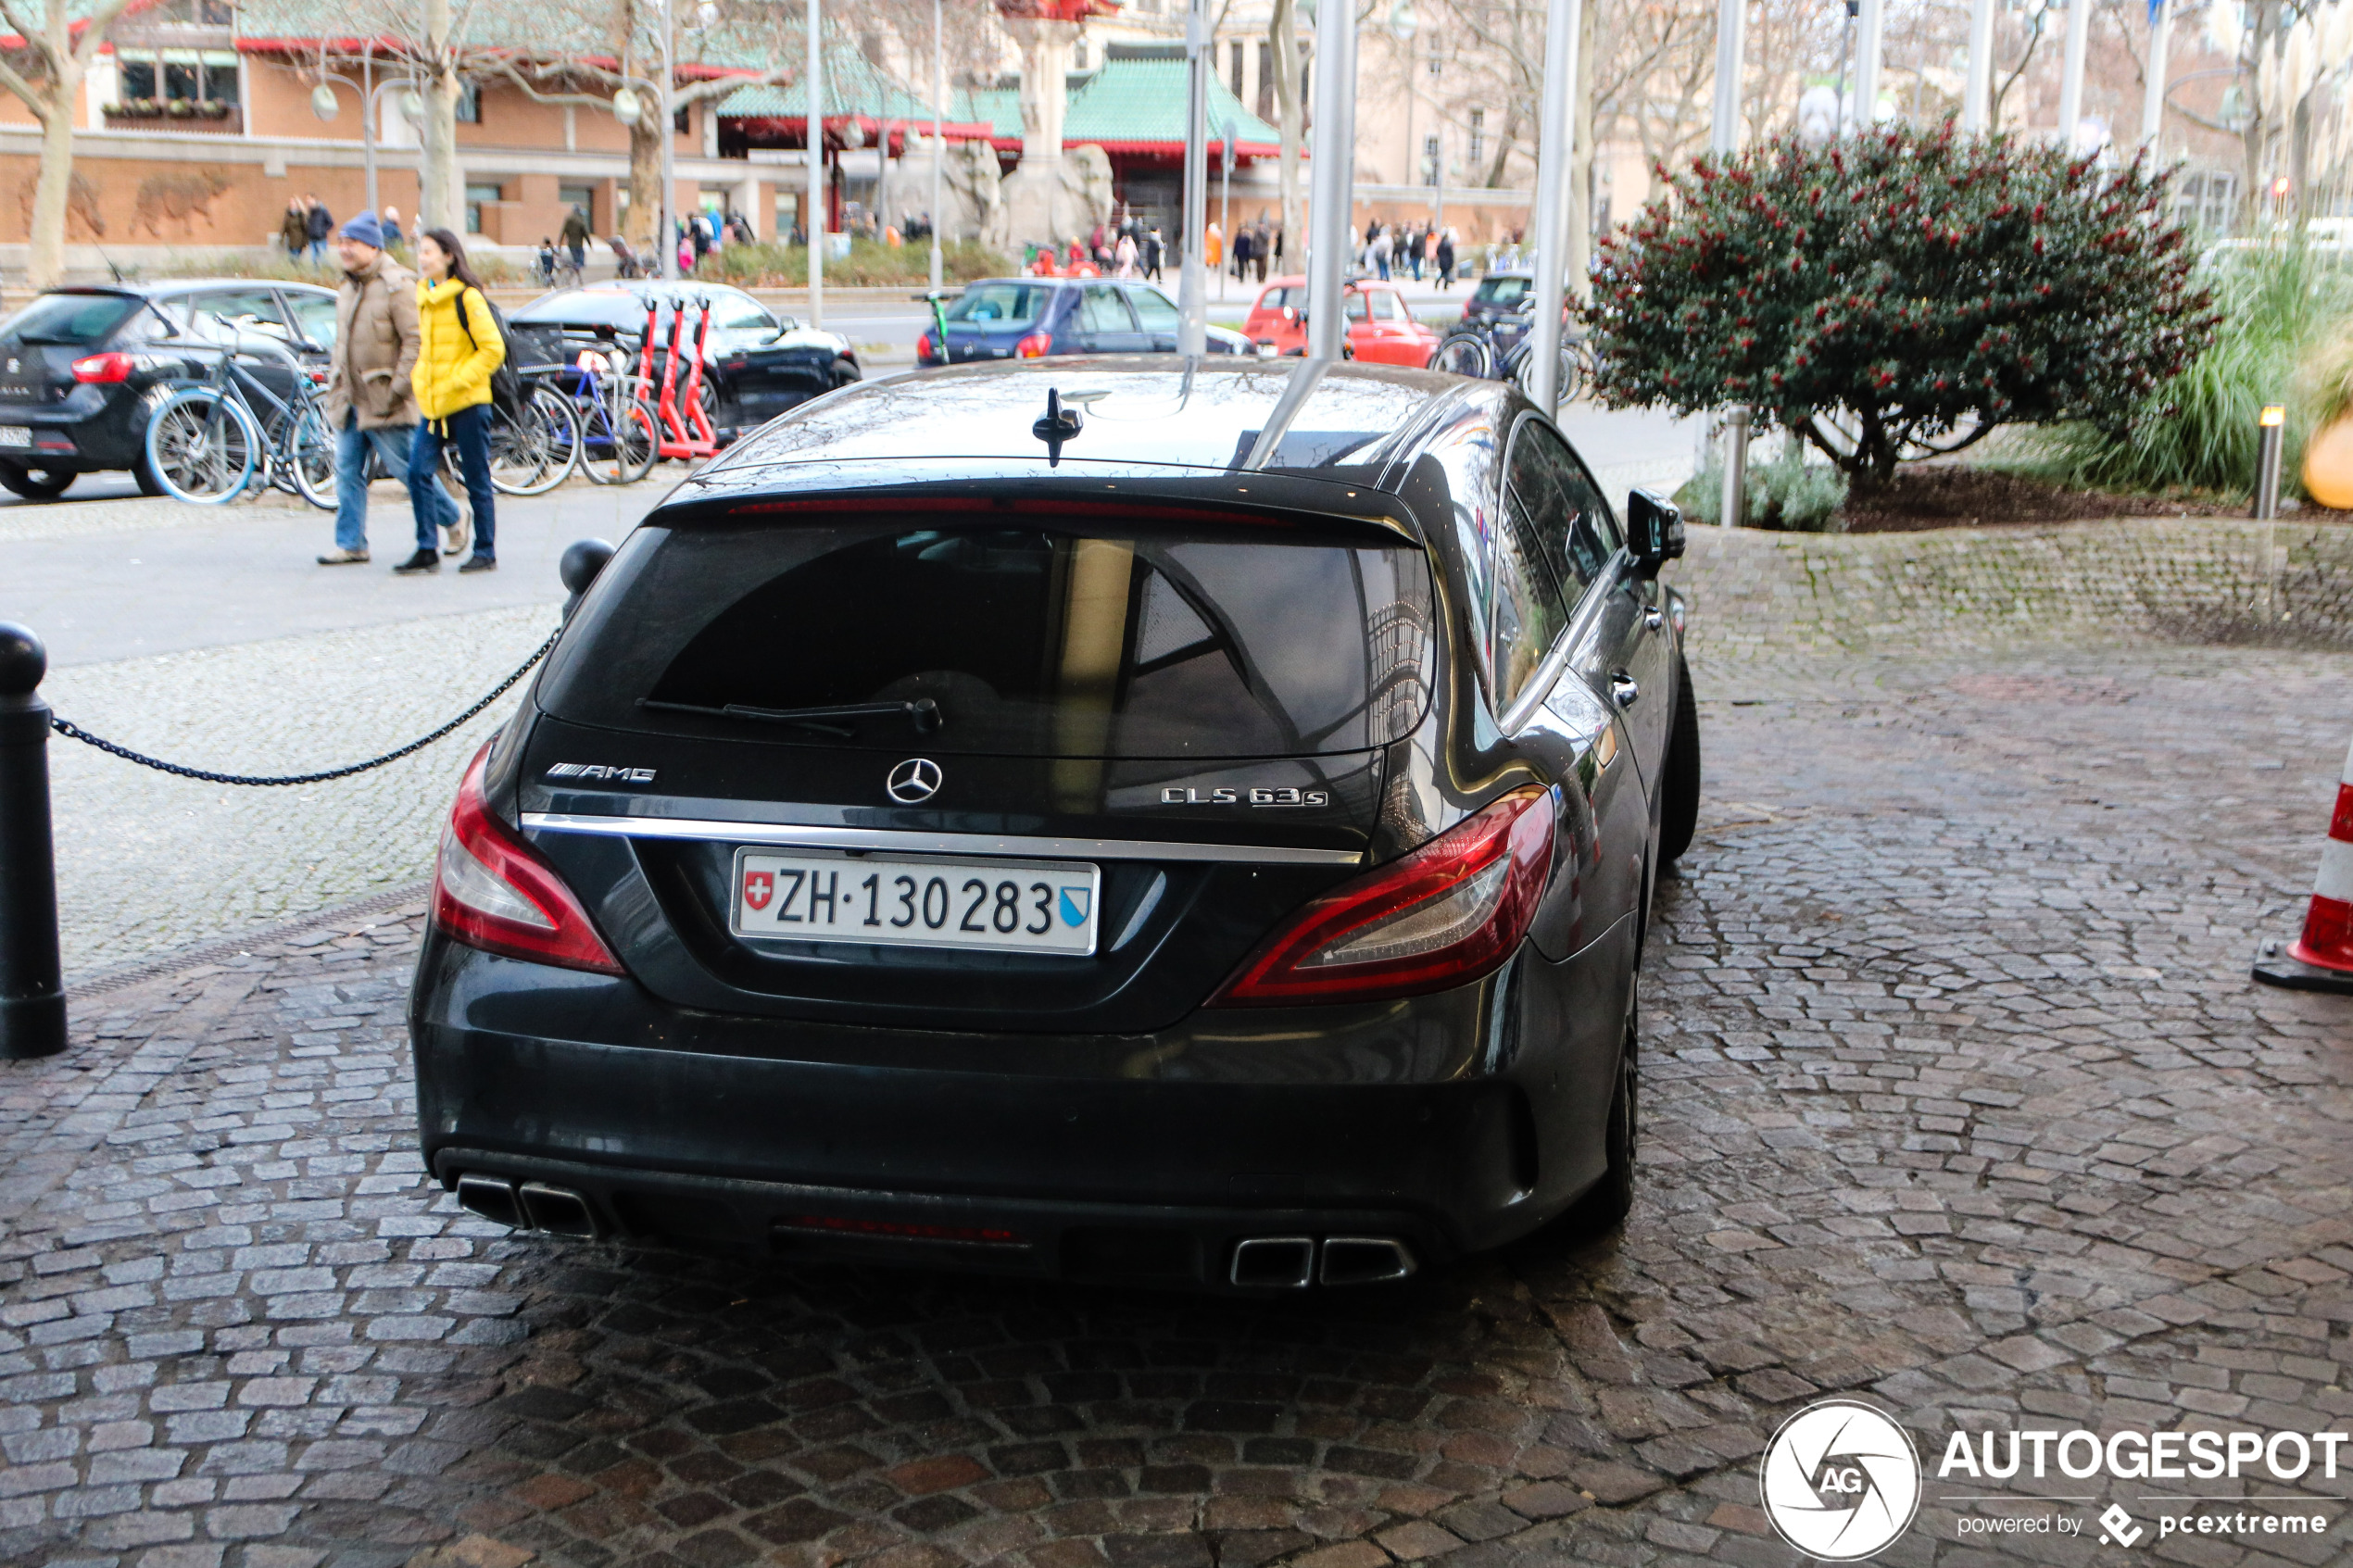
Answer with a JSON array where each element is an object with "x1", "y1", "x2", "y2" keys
[
  {"x1": 731, "y1": 849, "x2": 1101, "y2": 957},
  {"x1": 0, "y1": 425, "x2": 31, "y2": 448}
]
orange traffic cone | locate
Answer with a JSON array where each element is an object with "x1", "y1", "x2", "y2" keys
[{"x1": 2255, "y1": 734, "x2": 2353, "y2": 995}]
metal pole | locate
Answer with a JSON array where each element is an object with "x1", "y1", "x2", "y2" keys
[
  {"x1": 1304, "y1": 0, "x2": 1357, "y2": 359},
  {"x1": 2057, "y1": 0, "x2": 2090, "y2": 148},
  {"x1": 2141, "y1": 0, "x2": 2172, "y2": 149},
  {"x1": 2257, "y1": 403, "x2": 2284, "y2": 519},
  {"x1": 1962, "y1": 0, "x2": 1994, "y2": 132},
  {"x1": 1178, "y1": 0, "x2": 1210, "y2": 355},
  {"x1": 1525, "y1": 0, "x2": 1583, "y2": 409},
  {"x1": 1719, "y1": 406, "x2": 1749, "y2": 528},
  {"x1": 0, "y1": 623, "x2": 65, "y2": 1060},
  {"x1": 1708, "y1": 0, "x2": 1743, "y2": 156},
  {"x1": 807, "y1": 0, "x2": 824, "y2": 327},
  {"x1": 1834, "y1": 2, "x2": 1855, "y2": 135},
  {"x1": 1219, "y1": 120, "x2": 1233, "y2": 302},
  {"x1": 659, "y1": 0, "x2": 677, "y2": 280},
  {"x1": 1709, "y1": 0, "x2": 1747, "y2": 513},
  {"x1": 1852, "y1": 0, "x2": 1883, "y2": 132},
  {"x1": 929, "y1": 0, "x2": 943, "y2": 290}
]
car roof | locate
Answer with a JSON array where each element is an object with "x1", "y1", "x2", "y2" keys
[
  {"x1": 39, "y1": 280, "x2": 333, "y2": 301},
  {"x1": 691, "y1": 358, "x2": 1491, "y2": 489}
]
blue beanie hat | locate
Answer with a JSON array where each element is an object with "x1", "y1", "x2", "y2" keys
[{"x1": 338, "y1": 210, "x2": 384, "y2": 249}]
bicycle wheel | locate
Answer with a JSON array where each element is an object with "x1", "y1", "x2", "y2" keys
[
  {"x1": 584, "y1": 392, "x2": 659, "y2": 484},
  {"x1": 144, "y1": 389, "x2": 258, "y2": 505},
  {"x1": 1430, "y1": 332, "x2": 1494, "y2": 379},
  {"x1": 1557, "y1": 341, "x2": 1587, "y2": 406},
  {"x1": 289, "y1": 405, "x2": 337, "y2": 510},
  {"x1": 488, "y1": 385, "x2": 578, "y2": 495}
]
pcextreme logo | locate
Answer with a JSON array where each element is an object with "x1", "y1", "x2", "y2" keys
[{"x1": 1758, "y1": 1399, "x2": 1924, "y2": 1561}]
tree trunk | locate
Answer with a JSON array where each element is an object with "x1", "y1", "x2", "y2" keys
[
  {"x1": 420, "y1": 0, "x2": 459, "y2": 232},
  {"x1": 2241, "y1": 0, "x2": 2271, "y2": 233},
  {"x1": 25, "y1": 89, "x2": 75, "y2": 291},
  {"x1": 628, "y1": 116, "x2": 662, "y2": 245},
  {"x1": 1271, "y1": 0, "x2": 1302, "y2": 253},
  {"x1": 2292, "y1": 82, "x2": 2313, "y2": 231}
]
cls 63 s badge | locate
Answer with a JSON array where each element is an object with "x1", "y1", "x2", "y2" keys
[{"x1": 1162, "y1": 786, "x2": 1330, "y2": 808}]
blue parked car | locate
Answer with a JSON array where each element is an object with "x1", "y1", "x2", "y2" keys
[{"x1": 917, "y1": 278, "x2": 1256, "y2": 364}]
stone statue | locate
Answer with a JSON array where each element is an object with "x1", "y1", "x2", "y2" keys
[{"x1": 942, "y1": 140, "x2": 1008, "y2": 251}]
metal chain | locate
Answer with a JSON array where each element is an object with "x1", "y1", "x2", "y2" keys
[{"x1": 48, "y1": 628, "x2": 561, "y2": 788}]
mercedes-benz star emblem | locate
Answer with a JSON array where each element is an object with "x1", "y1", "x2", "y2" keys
[{"x1": 887, "y1": 758, "x2": 942, "y2": 803}]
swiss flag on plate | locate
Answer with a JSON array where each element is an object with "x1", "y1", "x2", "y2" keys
[{"x1": 744, "y1": 871, "x2": 774, "y2": 911}]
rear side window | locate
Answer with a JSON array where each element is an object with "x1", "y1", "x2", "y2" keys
[
  {"x1": 1077, "y1": 286, "x2": 1134, "y2": 333},
  {"x1": 1508, "y1": 419, "x2": 1621, "y2": 596},
  {"x1": 0, "y1": 294, "x2": 137, "y2": 346},
  {"x1": 547, "y1": 521, "x2": 1434, "y2": 759},
  {"x1": 1128, "y1": 288, "x2": 1180, "y2": 332},
  {"x1": 949, "y1": 283, "x2": 1051, "y2": 326},
  {"x1": 1490, "y1": 493, "x2": 1569, "y2": 712}
]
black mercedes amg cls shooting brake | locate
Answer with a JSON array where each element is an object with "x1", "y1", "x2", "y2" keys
[{"x1": 410, "y1": 357, "x2": 1700, "y2": 1291}]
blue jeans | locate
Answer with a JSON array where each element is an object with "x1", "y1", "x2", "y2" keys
[
  {"x1": 336, "y1": 413, "x2": 455, "y2": 554},
  {"x1": 410, "y1": 404, "x2": 496, "y2": 559}
]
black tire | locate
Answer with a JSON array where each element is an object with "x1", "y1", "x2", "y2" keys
[
  {"x1": 132, "y1": 450, "x2": 167, "y2": 496},
  {"x1": 1658, "y1": 652, "x2": 1701, "y2": 865},
  {"x1": 0, "y1": 461, "x2": 72, "y2": 500},
  {"x1": 828, "y1": 357, "x2": 860, "y2": 388},
  {"x1": 1560, "y1": 1005, "x2": 1638, "y2": 1237},
  {"x1": 1431, "y1": 332, "x2": 1494, "y2": 379}
]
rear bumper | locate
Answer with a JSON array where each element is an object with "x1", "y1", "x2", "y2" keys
[{"x1": 409, "y1": 935, "x2": 1601, "y2": 1287}]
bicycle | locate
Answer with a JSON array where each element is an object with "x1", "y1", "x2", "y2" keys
[
  {"x1": 142, "y1": 332, "x2": 336, "y2": 508},
  {"x1": 555, "y1": 328, "x2": 659, "y2": 485},
  {"x1": 1430, "y1": 309, "x2": 1593, "y2": 411},
  {"x1": 479, "y1": 376, "x2": 583, "y2": 495}
]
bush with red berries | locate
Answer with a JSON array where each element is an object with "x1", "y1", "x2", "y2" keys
[{"x1": 1584, "y1": 124, "x2": 2217, "y2": 488}]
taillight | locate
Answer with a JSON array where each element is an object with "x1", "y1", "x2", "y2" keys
[
  {"x1": 1209, "y1": 787, "x2": 1554, "y2": 1007},
  {"x1": 916, "y1": 331, "x2": 937, "y2": 365},
  {"x1": 1014, "y1": 330, "x2": 1051, "y2": 358},
  {"x1": 432, "y1": 742, "x2": 624, "y2": 974},
  {"x1": 70, "y1": 352, "x2": 132, "y2": 383}
]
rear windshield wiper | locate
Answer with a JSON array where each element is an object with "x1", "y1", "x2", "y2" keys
[{"x1": 638, "y1": 697, "x2": 942, "y2": 737}]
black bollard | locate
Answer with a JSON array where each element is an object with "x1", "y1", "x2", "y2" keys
[{"x1": 0, "y1": 622, "x2": 65, "y2": 1059}]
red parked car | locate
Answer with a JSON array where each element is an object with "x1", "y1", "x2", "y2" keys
[{"x1": 1241, "y1": 276, "x2": 1441, "y2": 366}]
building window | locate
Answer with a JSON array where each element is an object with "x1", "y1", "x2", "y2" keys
[
  {"x1": 120, "y1": 56, "x2": 237, "y2": 104},
  {"x1": 455, "y1": 83, "x2": 480, "y2": 123},
  {"x1": 673, "y1": 103, "x2": 690, "y2": 134},
  {"x1": 464, "y1": 182, "x2": 502, "y2": 233},
  {"x1": 1256, "y1": 41, "x2": 1272, "y2": 120},
  {"x1": 1467, "y1": 108, "x2": 1484, "y2": 168},
  {"x1": 1423, "y1": 132, "x2": 1439, "y2": 185},
  {"x1": 1228, "y1": 40, "x2": 1243, "y2": 100}
]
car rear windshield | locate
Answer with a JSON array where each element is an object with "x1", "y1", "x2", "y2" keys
[
  {"x1": 0, "y1": 293, "x2": 139, "y2": 346},
  {"x1": 947, "y1": 283, "x2": 1051, "y2": 328},
  {"x1": 545, "y1": 519, "x2": 1435, "y2": 759},
  {"x1": 1474, "y1": 277, "x2": 1531, "y2": 307}
]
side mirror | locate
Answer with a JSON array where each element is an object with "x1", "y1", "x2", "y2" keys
[
  {"x1": 560, "y1": 537, "x2": 615, "y2": 620},
  {"x1": 1627, "y1": 489, "x2": 1684, "y2": 579}
]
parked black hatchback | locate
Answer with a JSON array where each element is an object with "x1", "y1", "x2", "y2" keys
[
  {"x1": 410, "y1": 357, "x2": 1699, "y2": 1290},
  {"x1": 0, "y1": 282, "x2": 335, "y2": 499}
]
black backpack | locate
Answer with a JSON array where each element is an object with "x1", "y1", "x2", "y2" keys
[{"x1": 454, "y1": 284, "x2": 525, "y2": 414}]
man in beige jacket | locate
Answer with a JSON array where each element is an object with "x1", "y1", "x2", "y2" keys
[{"x1": 316, "y1": 210, "x2": 462, "y2": 565}]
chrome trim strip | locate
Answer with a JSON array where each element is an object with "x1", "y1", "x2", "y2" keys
[{"x1": 520, "y1": 812, "x2": 1366, "y2": 866}]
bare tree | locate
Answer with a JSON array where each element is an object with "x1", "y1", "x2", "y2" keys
[
  {"x1": 1269, "y1": 0, "x2": 1302, "y2": 250},
  {"x1": 0, "y1": 0, "x2": 143, "y2": 286}
]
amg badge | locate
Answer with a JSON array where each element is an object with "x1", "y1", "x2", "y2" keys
[
  {"x1": 1162, "y1": 786, "x2": 1330, "y2": 808},
  {"x1": 546, "y1": 763, "x2": 657, "y2": 783}
]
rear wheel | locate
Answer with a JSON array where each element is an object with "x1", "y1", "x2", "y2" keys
[
  {"x1": 0, "y1": 461, "x2": 73, "y2": 500},
  {"x1": 1658, "y1": 653, "x2": 1701, "y2": 865},
  {"x1": 144, "y1": 390, "x2": 258, "y2": 505},
  {"x1": 1430, "y1": 332, "x2": 1493, "y2": 379},
  {"x1": 289, "y1": 407, "x2": 337, "y2": 511},
  {"x1": 488, "y1": 386, "x2": 579, "y2": 495},
  {"x1": 584, "y1": 394, "x2": 659, "y2": 484},
  {"x1": 1560, "y1": 1005, "x2": 1638, "y2": 1237}
]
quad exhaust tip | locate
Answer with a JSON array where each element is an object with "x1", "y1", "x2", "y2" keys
[
  {"x1": 455, "y1": 1174, "x2": 601, "y2": 1239},
  {"x1": 1229, "y1": 1235, "x2": 1417, "y2": 1288}
]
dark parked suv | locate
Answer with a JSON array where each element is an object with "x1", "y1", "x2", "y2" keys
[
  {"x1": 0, "y1": 282, "x2": 335, "y2": 499},
  {"x1": 410, "y1": 357, "x2": 1699, "y2": 1290}
]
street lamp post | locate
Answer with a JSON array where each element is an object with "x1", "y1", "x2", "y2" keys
[
  {"x1": 808, "y1": 0, "x2": 824, "y2": 328},
  {"x1": 1177, "y1": 0, "x2": 1209, "y2": 356},
  {"x1": 929, "y1": 0, "x2": 943, "y2": 291},
  {"x1": 309, "y1": 51, "x2": 422, "y2": 221}
]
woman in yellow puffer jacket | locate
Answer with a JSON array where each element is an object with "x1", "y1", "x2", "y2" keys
[{"x1": 397, "y1": 228, "x2": 506, "y2": 575}]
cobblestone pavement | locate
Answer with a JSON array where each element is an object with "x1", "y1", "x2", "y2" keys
[{"x1": 0, "y1": 639, "x2": 2349, "y2": 1568}]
